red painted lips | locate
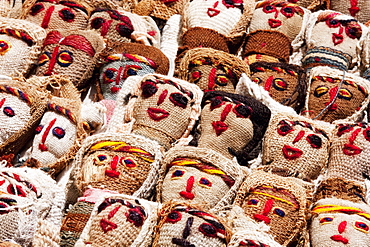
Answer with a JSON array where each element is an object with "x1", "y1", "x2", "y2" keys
[{"x1": 147, "y1": 108, "x2": 169, "y2": 121}]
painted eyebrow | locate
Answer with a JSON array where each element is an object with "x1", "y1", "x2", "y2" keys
[{"x1": 60, "y1": 35, "x2": 96, "y2": 57}]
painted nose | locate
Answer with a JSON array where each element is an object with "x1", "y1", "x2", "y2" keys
[
  {"x1": 326, "y1": 86, "x2": 338, "y2": 111},
  {"x1": 101, "y1": 20, "x2": 113, "y2": 36},
  {"x1": 338, "y1": 221, "x2": 347, "y2": 234},
  {"x1": 38, "y1": 118, "x2": 56, "y2": 152},
  {"x1": 179, "y1": 176, "x2": 195, "y2": 200},
  {"x1": 253, "y1": 199, "x2": 274, "y2": 224},
  {"x1": 41, "y1": 6, "x2": 55, "y2": 29},
  {"x1": 44, "y1": 46, "x2": 59, "y2": 76}
]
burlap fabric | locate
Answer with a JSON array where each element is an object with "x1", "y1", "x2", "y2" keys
[
  {"x1": 80, "y1": 0, "x2": 138, "y2": 12},
  {"x1": 0, "y1": 17, "x2": 46, "y2": 78},
  {"x1": 153, "y1": 202, "x2": 229, "y2": 247},
  {"x1": 260, "y1": 112, "x2": 332, "y2": 181},
  {"x1": 70, "y1": 132, "x2": 162, "y2": 199},
  {"x1": 249, "y1": 61, "x2": 306, "y2": 112},
  {"x1": 22, "y1": 0, "x2": 90, "y2": 31},
  {"x1": 0, "y1": 78, "x2": 47, "y2": 156},
  {"x1": 0, "y1": 0, "x2": 23, "y2": 18},
  {"x1": 234, "y1": 170, "x2": 313, "y2": 246},
  {"x1": 134, "y1": 0, "x2": 187, "y2": 22},
  {"x1": 35, "y1": 29, "x2": 105, "y2": 89},
  {"x1": 0, "y1": 241, "x2": 21, "y2": 247},
  {"x1": 242, "y1": 30, "x2": 292, "y2": 63},
  {"x1": 192, "y1": 91, "x2": 271, "y2": 164},
  {"x1": 156, "y1": 146, "x2": 244, "y2": 211},
  {"x1": 303, "y1": 66, "x2": 370, "y2": 123},
  {"x1": 75, "y1": 194, "x2": 159, "y2": 247},
  {"x1": 293, "y1": 0, "x2": 329, "y2": 10},
  {"x1": 244, "y1": 53, "x2": 280, "y2": 66},
  {"x1": 177, "y1": 47, "x2": 249, "y2": 93},
  {"x1": 330, "y1": 0, "x2": 370, "y2": 24},
  {"x1": 124, "y1": 73, "x2": 203, "y2": 150}
]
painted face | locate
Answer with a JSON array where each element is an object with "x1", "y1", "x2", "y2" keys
[
  {"x1": 249, "y1": 0, "x2": 304, "y2": 41},
  {"x1": 186, "y1": 0, "x2": 244, "y2": 36},
  {"x1": 161, "y1": 158, "x2": 233, "y2": 208},
  {"x1": 188, "y1": 59, "x2": 237, "y2": 93},
  {"x1": 307, "y1": 75, "x2": 367, "y2": 122},
  {"x1": 197, "y1": 96, "x2": 254, "y2": 159},
  {"x1": 79, "y1": 141, "x2": 154, "y2": 195},
  {"x1": 0, "y1": 92, "x2": 32, "y2": 145},
  {"x1": 88, "y1": 9, "x2": 134, "y2": 44},
  {"x1": 241, "y1": 185, "x2": 300, "y2": 244},
  {"x1": 99, "y1": 54, "x2": 156, "y2": 100},
  {"x1": 26, "y1": 0, "x2": 88, "y2": 31},
  {"x1": 30, "y1": 110, "x2": 77, "y2": 166},
  {"x1": 0, "y1": 171, "x2": 39, "y2": 199},
  {"x1": 36, "y1": 31, "x2": 97, "y2": 86},
  {"x1": 156, "y1": 205, "x2": 227, "y2": 247}
]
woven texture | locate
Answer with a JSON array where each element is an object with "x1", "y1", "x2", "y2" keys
[
  {"x1": 134, "y1": 0, "x2": 187, "y2": 21},
  {"x1": 302, "y1": 46, "x2": 352, "y2": 71},
  {"x1": 330, "y1": 0, "x2": 370, "y2": 24}
]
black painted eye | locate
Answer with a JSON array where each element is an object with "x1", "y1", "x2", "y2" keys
[
  {"x1": 199, "y1": 223, "x2": 217, "y2": 237},
  {"x1": 190, "y1": 70, "x2": 202, "y2": 84},
  {"x1": 363, "y1": 128, "x2": 370, "y2": 141},
  {"x1": 281, "y1": 7, "x2": 294, "y2": 18},
  {"x1": 233, "y1": 104, "x2": 252, "y2": 118},
  {"x1": 314, "y1": 86, "x2": 329, "y2": 97},
  {"x1": 263, "y1": 5, "x2": 276, "y2": 13},
  {"x1": 166, "y1": 211, "x2": 182, "y2": 223},
  {"x1": 38, "y1": 52, "x2": 51, "y2": 66},
  {"x1": 247, "y1": 199, "x2": 259, "y2": 206},
  {"x1": 215, "y1": 74, "x2": 229, "y2": 86},
  {"x1": 116, "y1": 18, "x2": 134, "y2": 38},
  {"x1": 277, "y1": 122, "x2": 293, "y2": 136},
  {"x1": 354, "y1": 221, "x2": 369, "y2": 233},
  {"x1": 252, "y1": 77, "x2": 262, "y2": 84},
  {"x1": 90, "y1": 17, "x2": 105, "y2": 29},
  {"x1": 57, "y1": 50, "x2": 73, "y2": 67},
  {"x1": 199, "y1": 177, "x2": 212, "y2": 188},
  {"x1": 337, "y1": 88, "x2": 352, "y2": 100},
  {"x1": 52, "y1": 127, "x2": 65, "y2": 139},
  {"x1": 59, "y1": 8, "x2": 75, "y2": 22},
  {"x1": 210, "y1": 96, "x2": 224, "y2": 110},
  {"x1": 319, "y1": 217, "x2": 333, "y2": 224},
  {"x1": 3, "y1": 107, "x2": 14, "y2": 117},
  {"x1": 141, "y1": 80, "x2": 158, "y2": 98},
  {"x1": 337, "y1": 124, "x2": 353, "y2": 137},
  {"x1": 306, "y1": 134, "x2": 322, "y2": 148},
  {"x1": 273, "y1": 78, "x2": 288, "y2": 91},
  {"x1": 171, "y1": 169, "x2": 185, "y2": 179},
  {"x1": 102, "y1": 68, "x2": 117, "y2": 84},
  {"x1": 345, "y1": 24, "x2": 362, "y2": 39},
  {"x1": 326, "y1": 19, "x2": 340, "y2": 28},
  {"x1": 30, "y1": 3, "x2": 44, "y2": 16},
  {"x1": 273, "y1": 207, "x2": 285, "y2": 217},
  {"x1": 169, "y1": 93, "x2": 188, "y2": 108}
]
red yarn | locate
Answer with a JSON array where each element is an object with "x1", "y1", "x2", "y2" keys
[
  {"x1": 208, "y1": 68, "x2": 217, "y2": 90},
  {"x1": 293, "y1": 130, "x2": 305, "y2": 144},
  {"x1": 349, "y1": 0, "x2": 359, "y2": 17},
  {"x1": 349, "y1": 127, "x2": 361, "y2": 144},
  {"x1": 101, "y1": 20, "x2": 113, "y2": 37},
  {"x1": 41, "y1": 6, "x2": 55, "y2": 29},
  {"x1": 338, "y1": 221, "x2": 347, "y2": 234},
  {"x1": 60, "y1": 35, "x2": 96, "y2": 57},
  {"x1": 45, "y1": 46, "x2": 59, "y2": 76},
  {"x1": 100, "y1": 218, "x2": 117, "y2": 233},
  {"x1": 40, "y1": 118, "x2": 56, "y2": 150},
  {"x1": 157, "y1": 89, "x2": 168, "y2": 106},
  {"x1": 108, "y1": 205, "x2": 121, "y2": 219},
  {"x1": 220, "y1": 104, "x2": 232, "y2": 122}
]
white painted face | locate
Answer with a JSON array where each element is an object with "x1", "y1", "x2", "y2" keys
[
  {"x1": 0, "y1": 92, "x2": 31, "y2": 144},
  {"x1": 30, "y1": 111, "x2": 76, "y2": 166}
]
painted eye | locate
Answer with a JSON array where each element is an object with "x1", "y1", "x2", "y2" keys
[
  {"x1": 363, "y1": 128, "x2": 370, "y2": 141},
  {"x1": 121, "y1": 157, "x2": 137, "y2": 168},
  {"x1": 52, "y1": 127, "x2": 65, "y2": 139},
  {"x1": 215, "y1": 74, "x2": 229, "y2": 86},
  {"x1": 116, "y1": 23, "x2": 133, "y2": 38},
  {"x1": 337, "y1": 88, "x2": 352, "y2": 100},
  {"x1": 247, "y1": 199, "x2": 259, "y2": 206},
  {"x1": 354, "y1": 221, "x2": 369, "y2": 233},
  {"x1": 7, "y1": 184, "x2": 26, "y2": 197},
  {"x1": 30, "y1": 3, "x2": 44, "y2": 16},
  {"x1": 263, "y1": 5, "x2": 276, "y2": 13},
  {"x1": 169, "y1": 93, "x2": 188, "y2": 109},
  {"x1": 38, "y1": 52, "x2": 51, "y2": 66},
  {"x1": 210, "y1": 96, "x2": 224, "y2": 110},
  {"x1": 314, "y1": 86, "x2": 329, "y2": 97},
  {"x1": 166, "y1": 211, "x2": 182, "y2": 223},
  {"x1": 281, "y1": 6, "x2": 294, "y2": 18},
  {"x1": 337, "y1": 124, "x2": 353, "y2": 137},
  {"x1": 94, "y1": 154, "x2": 110, "y2": 165},
  {"x1": 199, "y1": 177, "x2": 212, "y2": 188},
  {"x1": 90, "y1": 17, "x2": 105, "y2": 29},
  {"x1": 102, "y1": 68, "x2": 117, "y2": 84},
  {"x1": 0, "y1": 40, "x2": 11, "y2": 55},
  {"x1": 59, "y1": 8, "x2": 75, "y2": 22},
  {"x1": 123, "y1": 65, "x2": 141, "y2": 79},
  {"x1": 326, "y1": 19, "x2": 340, "y2": 28},
  {"x1": 199, "y1": 223, "x2": 218, "y2": 238},
  {"x1": 277, "y1": 123, "x2": 293, "y2": 136},
  {"x1": 319, "y1": 217, "x2": 333, "y2": 224},
  {"x1": 252, "y1": 77, "x2": 262, "y2": 84},
  {"x1": 306, "y1": 134, "x2": 322, "y2": 148},
  {"x1": 141, "y1": 80, "x2": 158, "y2": 98},
  {"x1": 57, "y1": 50, "x2": 73, "y2": 67},
  {"x1": 346, "y1": 24, "x2": 362, "y2": 39},
  {"x1": 273, "y1": 78, "x2": 287, "y2": 91},
  {"x1": 171, "y1": 169, "x2": 185, "y2": 179},
  {"x1": 233, "y1": 104, "x2": 252, "y2": 118},
  {"x1": 273, "y1": 207, "x2": 285, "y2": 217},
  {"x1": 3, "y1": 107, "x2": 14, "y2": 117},
  {"x1": 190, "y1": 70, "x2": 202, "y2": 84},
  {"x1": 35, "y1": 125, "x2": 44, "y2": 134}
]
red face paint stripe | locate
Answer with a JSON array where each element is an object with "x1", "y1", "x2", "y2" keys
[
  {"x1": 43, "y1": 31, "x2": 64, "y2": 46},
  {"x1": 186, "y1": 176, "x2": 194, "y2": 193},
  {"x1": 110, "y1": 155, "x2": 119, "y2": 170},
  {"x1": 264, "y1": 76, "x2": 274, "y2": 91},
  {"x1": 208, "y1": 67, "x2": 217, "y2": 90},
  {"x1": 101, "y1": 19, "x2": 113, "y2": 37},
  {"x1": 293, "y1": 130, "x2": 305, "y2": 144},
  {"x1": 220, "y1": 104, "x2": 233, "y2": 122},
  {"x1": 349, "y1": 127, "x2": 361, "y2": 144},
  {"x1": 262, "y1": 199, "x2": 274, "y2": 216},
  {"x1": 45, "y1": 46, "x2": 59, "y2": 76},
  {"x1": 115, "y1": 66, "x2": 123, "y2": 86},
  {"x1": 0, "y1": 98, "x2": 5, "y2": 109},
  {"x1": 41, "y1": 118, "x2": 56, "y2": 147},
  {"x1": 157, "y1": 89, "x2": 168, "y2": 106},
  {"x1": 60, "y1": 35, "x2": 96, "y2": 57},
  {"x1": 41, "y1": 5, "x2": 55, "y2": 29},
  {"x1": 338, "y1": 221, "x2": 347, "y2": 234}
]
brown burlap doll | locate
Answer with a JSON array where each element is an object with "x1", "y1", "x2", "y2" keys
[
  {"x1": 191, "y1": 91, "x2": 271, "y2": 165},
  {"x1": 302, "y1": 66, "x2": 370, "y2": 123},
  {"x1": 260, "y1": 112, "x2": 332, "y2": 181},
  {"x1": 249, "y1": 61, "x2": 306, "y2": 112},
  {"x1": 0, "y1": 0, "x2": 23, "y2": 19},
  {"x1": 22, "y1": 0, "x2": 90, "y2": 31},
  {"x1": 121, "y1": 73, "x2": 203, "y2": 151},
  {"x1": 310, "y1": 177, "x2": 370, "y2": 247},
  {"x1": 156, "y1": 146, "x2": 244, "y2": 211},
  {"x1": 177, "y1": 47, "x2": 249, "y2": 93},
  {"x1": 153, "y1": 202, "x2": 229, "y2": 247},
  {"x1": 329, "y1": 0, "x2": 370, "y2": 24},
  {"x1": 35, "y1": 29, "x2": 105, "y2": 89},
  {"x1": 0, "y1": 17, "x2": 46, "y2": 78},
  {"x1": 234, "y1": 170, "x2": 313, "y2": 246}
]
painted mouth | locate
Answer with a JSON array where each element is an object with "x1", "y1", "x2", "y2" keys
[
  {"x1": 39, "y1": 143, "x2": 48, "y2": 152},
  {"x1": 268, "y1": 19, "x2": 282, "y2": 28},
  {"x1": 147, "y1": 108, "x2": 169, "y2": 121},
  {"x1": 212, "y1": 121, "x2": 228, "y2": 136},
  {"x1": 332, "y1": 33, "x2": 344, "y2": 45},
  {"x1": 207, "y1": 8, "x2": 220, "y2": 17},
  {"x1": 282, "y1": 145, "x2": 303, "y2": 160},
  {"x1": 179, "y1": 191, "x2": 195, "y2": 200},
  {"x1": 342, "y1": 143, "x2": 362, "y2": 156},
  {"x1": 253, "y1": 214, "x2": 271, "y2": 224},
  {"x1": 331, "y1": 235, "x2": 349, "y2": 244}
]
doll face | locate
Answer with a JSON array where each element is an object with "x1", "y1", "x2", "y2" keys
[
  {"x1": 310, "y1": 212, "x2": 370, "y2": 246},
  {"x1": 26, "y1": 0, "x2": 88, "y2": 31},
  {"x1": 188, "y1": 60, "x2": 237, "y2": 93},
  {"x1": 99, "y1": 57, "x2": 156, "y2": 100},
  {"x1": 0, "y1": 171, "x2": 39, "y2": 199},
  {"x1": 0, "y1": 92, "x2": 32, "y2": 144},
  {"x1": 89, "y1": 9, "x2": 134, "y2": 44},
  {"x1": 161, "y1": 159, "x2": 232, "y2": 208},
  {"x1": 156, "y1": 206, "x2": 227, "y2": 247},
  {"x1": 241, "y1": 185, "x2": 301, "y2": 244},
  {"x1": 80, "y1": 141, "x2": 154, "y2": 195},
  {"x1": 30, "y1": 111, "x2": 77, "y2": 166},
  {"x1": 307, "y1": 76, "x2": 367, "y2": 122},
  {"x1": 250, "y1": 1, "x2": 304, "y2": 41}
]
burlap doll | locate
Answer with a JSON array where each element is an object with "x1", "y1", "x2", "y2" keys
[
  {"x1": 177, "y1": 47, "x2": 249, "y2": 93},
  {"x1": 22, "y1": 0, "x2": 90, "y2": 31},
  {"x1": 80, "y1": 0, "x2": 138, "y2": 13},
  {"x1": 74, "y1": 194, "x2": 159, "y2": 247},
  {"x1": 156, "y1": 146, "x2": 244, "y2": 211},
  {"x1": 248, "y1": 61, "x2": 306, "y2": 112},
  {"x1": 0, "y1": 0, "x2": 23, "y2": 18},
  {"x1": 0, "y1": 17, "x2": 46, "y2": 78},
  {"x1": 120, "y1": 73, "x2": 203, "y2": 151},
  {"x1": 302, "y1": 66, "x2": 370, "y2": 123},
  {"x1": 234, "y1": 170, "x2": 313, "y2": 246},
  {"x1": 153, "y1": 202, "x2": 229, "y2": 247},
  {"x1": 310, "y1": 177, "x2": 370, "y2": 247},
  {"x1": 35, "y1": 29, "x2": 105, "y2": 89},
  {"x1": 304, "y1": 10, "x2": 367, "y2": 71},
  {"x1": 191, "y1": 91, "x2": 271, "y2": 165},
  {"x1": 329, "y1": 0, "x2": 370, "y2": 24},
  {"x1": 259, "y1": 112, "x2": 332, "y2": 181},
  {"x1": 0, "y1": 241, "x2": 21, "y2": 247}
]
